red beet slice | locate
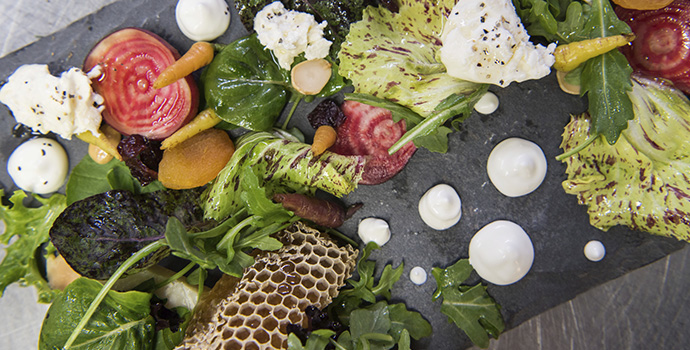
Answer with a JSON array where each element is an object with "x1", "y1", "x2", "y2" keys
[
  {"x1": 84, "y1": 28, "x2": 199, "y2": 140},
  {"x1": 331, "y1": 101, "x2": 416, "y2": 185},
  {"x1": 616, "y1": 1, "x2": 690, "y2": 94}
]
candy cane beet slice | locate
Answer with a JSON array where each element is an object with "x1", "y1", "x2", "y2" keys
[
  {"x1": 84, "y1": 28, "x2": 199, "y2": 140},
  {"x1": 331, "y1": 100, "x2": 416, "y2": 185}
]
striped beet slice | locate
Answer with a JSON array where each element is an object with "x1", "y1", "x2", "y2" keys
[
  {"x1": 84, "y1": 28, "x2": 198, "y2": 140},
  {"x1": 331, "y1": 101, "x2": 416, "y2": 185}
]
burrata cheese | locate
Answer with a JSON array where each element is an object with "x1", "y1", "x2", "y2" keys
[
  {"x1": 0, "y1": 64, "x2": 104, "y2": 139},
  {"x1": 439, "y1": 0, "x2": 555, "y2": 87}
]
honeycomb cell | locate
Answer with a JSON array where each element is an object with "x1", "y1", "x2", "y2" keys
[{"x1": 175, "y1": 222, "x2": 357, "y2": 350}]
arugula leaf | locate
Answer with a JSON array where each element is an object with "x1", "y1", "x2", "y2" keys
[
  {"x1": 561, "y1": 76, "x2": 690, "y2": 241},
  {"x1": 432, "y1": 259, "x2": 505, "y2": 349},
  {"x1": 66, "y1": 156, "x2": 162, "y2": 205},
  {"x1": 38, "y1": 277, "x2": 155, "y2": 350},
  {"x1": 580, "y1": 0, "x2": 634, "y2": 144},
  {"x1": 387, "y1": 303, "x2": 432, "y2": 341},
  {"x1": 287, "y1": 330, "x2": 335, "y2": 350},
  {"x1": 350, "y1": 302, "x2": 396, "y2": 350},
  {"x1": 339, "y1": 0, "x2": 483, "y2": 117},
  {"x1": 0, "y1": 190, "x2": 66, "y2": 303}
]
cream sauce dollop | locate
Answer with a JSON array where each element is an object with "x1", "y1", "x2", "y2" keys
[
  {"x1": 8, "y1": 138, "x2": 68, "y2": 194},
  {"x1": 487, "y1": 137, "x2": 547, "y2": 197},
  {"x1": 418, "y1": 184, "x2": 462, "y2": 230},
  {"x1": 176, "y1": 0, "x2": 231, "y2": 41},
  {"x1": 469, "y1": 220, "x2": 534, "y2": 285}
]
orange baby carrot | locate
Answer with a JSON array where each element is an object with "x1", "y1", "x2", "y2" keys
[
  {"x1": 153, "y1": 41, "x2": 215, "y2": 89},
  {"x1": 311, "y1": 125, "x2": 337, "y2": 156}
]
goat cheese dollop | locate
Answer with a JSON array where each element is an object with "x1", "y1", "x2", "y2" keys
[
  {"x1": 8, "y1": 138, "x2": 68, "y2": 194},
  {"x1": 0, "y1": 64, "x2": 104, "y2": 139},
  {"x1": 439, "y1": 0, "x2": 556, "y2": 87},
  {"x1": 254, "y1": 1, "x2": 332, "y2": 70},
  {"x1": 176, "y1": 0, "x2": 231, "y2": 41}
]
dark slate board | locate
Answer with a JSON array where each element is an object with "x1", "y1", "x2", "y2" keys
[{"x1": 0, "y1": 1, "x2": 685, "y2": 349}]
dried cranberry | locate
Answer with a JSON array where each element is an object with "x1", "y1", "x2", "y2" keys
[
  {"x1": 307, "y1": 99, "x2": 346, "y2": 129},
  {"x1": 117, "y1": 134, "x2": 163, "y2": 186}
]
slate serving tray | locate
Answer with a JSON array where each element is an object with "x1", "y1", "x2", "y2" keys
[{"x1": 0, "y1": 0, "x2": 686, "y2": 349}]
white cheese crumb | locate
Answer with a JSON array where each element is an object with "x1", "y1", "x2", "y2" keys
[
  {"x1": 0, "y1": 64, "x2": 104, "y2": 139},
  {"x1": 439, "y1": 0, "x2": 555, "y2": 87},
  {"x1": 254, "y1": 1, "x2": 332, "y2": 70}
]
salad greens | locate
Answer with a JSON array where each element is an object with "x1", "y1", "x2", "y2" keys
[
  {"x1": 202, "y1": 131, "x2": 365, "y2": 221},
  {"x1": 432, "y1": 259, "x2": 505, "y2": 349},
  {"x1": 0, "y1": 190, "x2": 66, "y2": 303},
  {"x1": 39, "y1": 278, "x2": 156, "y2": 350},
  {"x1": 201, "y1": 34, "x2": 344, "y2": 131},
  {"x1": 289, "y1": 243, "x2": 432, "y2": 350},
  {"x1": 514, "y1": 0, "x2": 634, "y2": 144},
  {"x1": 561, "y1": 76, "x2": 690, "y2": 242}
]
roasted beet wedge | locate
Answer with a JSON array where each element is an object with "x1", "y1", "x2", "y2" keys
[
  {"x1": 331, "y1": 101, "x2": 416, "y2": 185},
  {"x1": 84, "y1": 28, "x2": 199, "y2": 140}
]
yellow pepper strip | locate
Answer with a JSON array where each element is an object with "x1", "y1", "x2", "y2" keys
[
  {"x1": 161, "y1": 108, "x2": 222, "y2": 150},
  {"x1": 76, "y1": 129, "x2": 122, "y2": 161},
  {"x1": 553, "y1": 33, "x2": 636, "y2": 72}
]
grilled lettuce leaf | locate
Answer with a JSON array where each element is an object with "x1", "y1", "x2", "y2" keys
[{"x1": 560, "y1": 76, "x2": 690, "y2": 241}]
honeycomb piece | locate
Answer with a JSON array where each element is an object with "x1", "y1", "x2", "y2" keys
[{"x1": 176, "y1": 221, "x2": 358, "y2": 350}]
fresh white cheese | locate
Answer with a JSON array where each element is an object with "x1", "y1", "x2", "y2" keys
[
  {"x1": 0, "y1": 64, "x2": 104, "y2": 139},
  {"x1": 439, "y1": 0, "x2": 556, "y2": 87},
  {"x1": 254, "y1": 1, "x2": 332, "y2": 70},
  {"x1": 7, "y1": 138, "x2": 68, "y2": 194}
]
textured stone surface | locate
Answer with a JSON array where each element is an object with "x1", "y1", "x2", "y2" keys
[{"x1": 1, "y1": 1, "x2": 689, "y2": 350}]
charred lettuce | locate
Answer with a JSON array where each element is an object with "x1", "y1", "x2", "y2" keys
[{"x1": 561, "y1": 76, "x2": 690, "y2": 241}]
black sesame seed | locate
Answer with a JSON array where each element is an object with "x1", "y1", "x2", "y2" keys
[{"x1": 41, "y1": 149, "x2": 46, "y2": 156}]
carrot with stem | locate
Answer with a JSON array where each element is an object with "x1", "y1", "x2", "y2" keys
[
  {"x1": 161, "y1": 108, "x2": 222, "y2": 149},
  {"x1": 154, "y1": 41, "x2": 215, "y2": 89},
  {"x1": 311, "y1": 125, "x2": 337, "y2": 156},
  {"x1": 553, "y1": 33, "x2": 636, "y2": 72}
]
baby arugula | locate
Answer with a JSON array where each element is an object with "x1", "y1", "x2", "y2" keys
[
  {"x1": 288, "y1": 242, "x2": 432, "y2": 350},
  {"x1": 431, "y1": 259, "x2": 505, "y2": 349},
  {"x1": 514, "y1": 0, "x2": 634, "y2": 144}
]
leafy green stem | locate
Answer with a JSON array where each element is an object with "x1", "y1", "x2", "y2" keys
[
  {"x1": 281, "y1": 95, "x2": 303, "y2": 130},
  {"x1": 388, "y1": 86, "x2": 489, "y2": 154},
  {"x1": 63, "y1": 240, "x2": 166, "y2": 349},
  {"x1": 555, "y1": 132, "x2": 599, "y2": 161},
  {"x1": 154, "y1": 261, "x2": 196, "y2": 290},
  {"x1": 216, "y1": 215, "x2": 255, "y2": 252},
  {"x1": 325, "y1": 228, "x2": 358, "y2": 247}
]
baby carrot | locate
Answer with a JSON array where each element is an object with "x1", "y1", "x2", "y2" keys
[
  {"x1": 153, "y1": 41, "x2": 215, "y2": 89},
  {"x1": 553, "y1": 33, "x2": 636, "y2": 72},
  {"x1": 161, "y1": 108, "x2": 222, "y2": 149},
  {"x1": 311, "y1": 125, "x2": 337, "y2": 156}
]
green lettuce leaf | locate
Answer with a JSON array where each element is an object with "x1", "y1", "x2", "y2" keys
[
  {"x1": 202, "y1": 131, "x2": 365, "y2": 221},
  {"x1": 560, "y1": 76, "x2": 690, "y2": 241},
  {"x1": 38, "y1": 277, "x2": 154, "y2": 350},
  {"x1": 0, "y1": 190, "x2": 66, "y2": 303},
  {"x1": 338, "y1": 0, "x2": 482, "y2": 118},
  {"x1": 432, "y1": 259, "x2": 505, "y2": 349}
]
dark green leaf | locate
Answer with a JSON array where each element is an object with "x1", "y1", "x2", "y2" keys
[
  {"x1": 387, "y1": 303, "x2": 432, "y2": 341},
  {"x1": 397, "y1": 329, "x2": 411, "y2": 350},
  {"x1": 153, "y1": 307, "x2": 190, "y2": 350},
  {"x1": 38, "y1": 278, "x2": 155, "y2": 350},
  {"x1": 432, "y1": 259, "x2": 505, "y2": 348},
  {"x1": 370, "y1": 262, "x2": 404, "y2": 300},
  {"x1": 287, "y1": 330, "x2": 336, "y2": 350},
  {"x1": 431, "y1": 259, "x2": 473, "y2": 300},
  {"x1": 202, "y1": 34, "x2": 290, "y2": 131},
  {"x1": 0, "y1": 190, "x2": 66, "y2": 303},
  {"x1": 50, "y1": 189, "x2": 207, "y2": 280},
  {"x1": 437, "y1": 284, "x2": 505, "y2": 348}
]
